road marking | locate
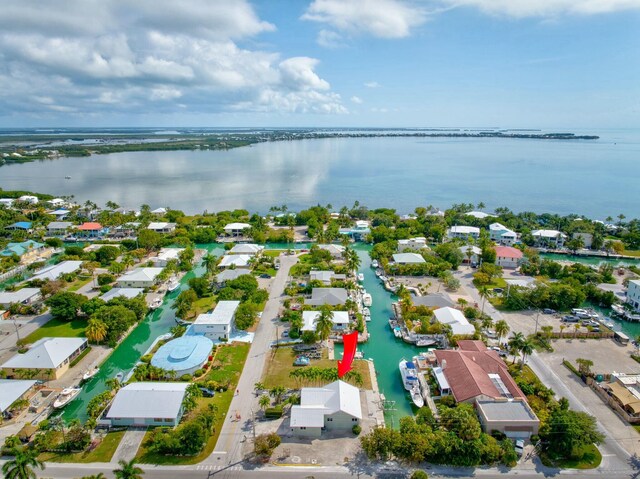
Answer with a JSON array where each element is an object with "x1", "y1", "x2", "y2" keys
[{"x1": 195, "y1": 465, "x2": 242, "y2": 471}]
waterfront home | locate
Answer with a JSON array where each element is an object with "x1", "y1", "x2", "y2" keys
[
  {"x1": 192, "y1": 300, "x2": 240, "y2": 340},
  {"x1": 47, "y1": 198, "x2": 66, "y2": 208},
  {"x1": 447, "y1": 225, "x2": 480, "y2": 240},
  {"x1": 215, "y1": 268, "x2": 251, "y2": 286},
  {"x1": 49, "y1": 208, "x2": 71, "y2": 220},
  {"x1": 228, "y1": 243, "x2": 264, "y2": 255},
  {"x1": 5, "y1": 221, "x2": 32, "y2": 231},
  {"x1": 47, "y1": 221, "x2": 73, "y2": 237},
  {"x1": 392, "y1": 253, "x2": 426, "y2": 265},
  {"x1": 0, "y1": 240, "x2": 45, "y2": 263},
  {"x1": 339, "y1": 221, "x2": 370, "y2": 241},
  {"x1": 466, "y1": 211, "x2": 495, "y2": 219},
  {"x1": 147, "y1": 222, "x2": 176, "y2": 234},
  {"x1": 573, "y1": 232, "x2": 593, "y2": 248},
  {"x1": 2, "y1": 337, "x2": 88, "y2": 380},
  {"x1": 433, "y1": 307, "x2": 475, "y2": 336},
  {"x1": 397, "y1": 237, "x2": 428, "y2": 252},
  {"x1": 489, "y1": 223, "x2": 518, "y2": 246},
  {"x1": 116, "y1": 267, "x2": 163, "y2": 288},
  {"x1": 218, "y1": 254, "x2": 252, "y2": 269},
  {"x1": 99, "y1": 288, "x2": 144, "y2": 302},
  {"x1": 305, "y1": 288, "x2": 348, "y2": 306},
  {"x1": 151, "y1": 248, "x2": 184, "y2": 267},
  {"x1": 494, "y1": 246, "x2": 524, "y2": 269},
  {"x1": 18, "y1": 195, "x2": 38, "y2": 204},
  {"x1": 476, "y1": 400, "x2": 539, "y2": 439},
  {"x1": 290, "y1": 380, "x2": 362, "y2": 437},
  {"x1": 0, "y1": 288, "x2": 42, "y2": 308},
  {"x1": 531, "y1": 229, "x2": 566, "y2": 248},
  {"x1": 309, "y1": 270, "x2": 347, "y2": 285},
  {"x1": 104, "y1": 382, "x2": 188, "y2": 427},
  {"x1": 0, "y1": 379, "x2": 37, "y2": 415},
  {"x1": 627, "y1": 279, "x2": 640, "y2": 312},
  {"x1": 112, "y1": 222, "x2": 140, "y2": 238},
  {"x1": 151, "y1": 335, "x2": 213, "y2": 376},
  {"x1": 0, "y1": 198, "x2": 14, "y2": 208},
  {"x1": 301, "y1": 310, "x2": 350, "y2": 332},
  {"x1": 76, "y1": 222, "x2": 104, "y2": 238},
  {"x1": 31, "y1": 260, "x2": 83, "y2": 281},
  {"x1": 412, "y1": 293, "x2": 454, "y2": 309},
  {"x1": 317, "y1": 244, "x2": 346, "y2": 258},
  {"x1": 223, "y1": 222, "x2": 251, "y2": 237},
  {"x1": 459, "y1": 245, "x2": 481, "y2": 264},
  {"x1": 151, "y1": 207, "x2": 167, "y2": 215}
]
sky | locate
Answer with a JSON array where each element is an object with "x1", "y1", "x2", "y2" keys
[{"x1": 0, "y1": 0, "x2": 638, "y2": 129}]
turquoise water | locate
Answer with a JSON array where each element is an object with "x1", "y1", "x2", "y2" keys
[
  {"x1": 541, "y1": 253, "x2": 640, "y2": 266},
  {"x1": 2, "y1": 132, "x2": 639, "y2": 217},
  {"x1": 61, "y1": 245, "x2": 224, "y2": 422}
]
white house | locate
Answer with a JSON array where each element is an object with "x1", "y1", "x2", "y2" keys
[
  {"x1": 0, "y1": 288, "x2": 42, "y2": 308},
  {"x1": 116, "y1": 267, "x2": 163, "y2": 288},
  {"x1": 459, "y1": 245, "x2": 481, "y2": 264},
  {"x1": 224, "y1": 223, "x2": 251, "y2": 237},
  {"x1": 228, "y1": 244, "x2": 264, "y2": 255},
  {"x1": 99, "y1": 288, "x2": 144, "y2": 302},
  {"x1": 1, "y1": 337, "x2": 88, "y2": 380},
  {"x1": 0, "y1": 198, "x2": 14, "y2": 208},
  {"x1": 627, "y1": 280, "x2": 640, "y2": 312},
  {"x1": 531, "y1": 230, "x2": 566, "y2": 248},
  {"x1": 489, "y1": 223, "x2": 517, "y2": 246},
  {"x1": 104, "y1": 382, "x2": 188, "y2": 427},
  {"x1": 305, "y1": 288, "x2": 348, "y2": 306},
  {"x1": 0, "y1": 380, "x2": 37, "y2": 414},
  {"x1": 301, "y1": 310, "x2": 350, "y2": 332},
  {"x1": 18, "y1": 195, "x2": 38, "y2": 204},
  {"x1": 448, "y1": 226, "x2": 480, "y2": 240},
  {"x1": 397, "y1": 237, "x2": 427, "y2": 252},
  {"x1": 573, "y1": 232, "x2": 593, "y2": 249},
  {"x1": 290, "y1": 380, "x2": 362, "y2": 437},
  {"x1": 47, "y1": 221, "x2": 73, "y2": 236},
  {"x1": 151, "y1": 248, "x2": 184, "y2": 267},
  {"x1": 215, "y1": 269, "x2": 251, "y2": 285},
  {"x1": 47, "y1": 198, "x2": 66, "y2": 208},
  {"x1": 494, "y1": 246, "x2": 524, "y2": 269},
  {"x1": 466, "y1": 211, "x2": 495, "y2": 219},
  {"x1": 151, "y1": 207, "x2": 168, "y2": 215},
  {"x1": 433, "y1": 307, "x2": 475, "y2": 336},
  {"x1": 309, "y1": 270, "x2": 346, "y2": 285},
  {"x1": 392, "y1": 253, "x2": 426, "y2": 265},
  {"x1": 147, "y1": 222, "x2": 176, "y2": 234},
  {"x1": 192, "y1": 300, "x2": 241, "y2": 340},
  {"x1": 31, "y1": 261, "x2": 83, "y2": 282},
  {"x1": 317, "y1": 244, "x2": 345, "y2": 258},
  {"x1": 219, "y1": 254, "x2": 252, "y2": 269}
]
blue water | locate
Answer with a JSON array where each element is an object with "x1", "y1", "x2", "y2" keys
[{"x1": 2, "y1": 131, "x2": 639, "y2": 218}]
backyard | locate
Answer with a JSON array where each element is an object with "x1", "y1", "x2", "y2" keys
[
  {"x1": 39, "y1": 430, "x2": 125, "y2": 463},
  {"x1": 20, "y1": 318, "x2": 86, "y2": 345}
]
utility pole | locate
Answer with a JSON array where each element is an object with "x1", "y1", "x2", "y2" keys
[
  {"x1": 13, "y1": 319, "x2": 21, "y2": 342},
  {"x1": 534, "y1": 310, "x2": 540, "y2": 335}
]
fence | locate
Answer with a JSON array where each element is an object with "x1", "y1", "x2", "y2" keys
[{"x1": 588, "y1": 378, "x2": 640, "y2": 424}]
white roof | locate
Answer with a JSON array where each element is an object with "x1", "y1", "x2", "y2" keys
[
  {"x1": 317, "y1": 244, "x2": 345, "y2": 255},
  {"x1": 219, "y1": 255, "x2": 252, "y2": 268},
  {"x1": 302, "y1": 310, "x2": 350, "y2": 331},
  {"x1": 489, "y1": 222, "x2": 508, "y2": 232},
  {"x1": 194, "y1": 300, "x2": 240, "y2": 326},
  {"x1": 290, "y1": 380, "x2": 362, "y2": 428},
  {"x1": 309, "y1": 270, "x2": 345, "y2": 283},
  {"x1": 100, "y1": 288, "x2": 144, "y2": 301},
  {"x1": 47, "y1": 221, "x2": 73, "y2": 230},
  {"x1": 0, "y1": 288, "x2": 40, "y2": 305},
  {"x1": 151, "y1": 207, "x2": 167, "y2": 214},
  {"x1": 466, "y1": 211, "x2": 495, "y2": 219},
  {"x1": 31, "y1": 261, "x2": 83, "y2": 281},
  {"x1": 398, "y1": 237, "x2": 426, "y2": 245},
  {"x1": 157, "y1": 248, "x2": 183, "y2": 261},
  {"x1": 630, "y1": 279, "x2": 640, "y2": 288},
  {"x1": 433, "y1": 307, "x2": 475, "y2": 336},
  {"x1": 449, "y1": 226, "x2": 480, "y2": 234},
  {"x1": 0, "y1": 379, "x2": 37, "y2": 412},
  {"x1": 117, "y1": 267, "x2": 163, "y2": 283},
  {"x1": 216, "y1": 269, "x2": 251, "y2": 282},
  {"x1": 433, "y1": 366, "x2": 450, "y2": 391},
  {"x1": 106, "y1": 382, "x2": 188, "y2": 420},
  {"x1": 355, "y1": 220, "x2": 369, "y2": 228},
  {"x1": 532, "y1": 229, "x2": 566, "y2": 238},
  {"x1": 2, "y1": 337, "x2": 87, "y2": 369},
  {"x1": 458, "y1": 245, "x2": 481, "y2": 256},
  {"x1": 147, "y1": 222, "x2": 175, "y2": 230},
  {"x1": 306, "y1": 288, "x2": 348, "y2": 306},
  {"x1": 228, "y1": 244, "x2": 264, "y2": 255},
  {"x1": 224, "y1": 222, "x2": 251, "y2": 231},
  {"x1": 48, "y1": 198, "x2": 65, "y2": 205},
  {"x1": 393, "y1": 253, "x2": 426, "y2": 264}
]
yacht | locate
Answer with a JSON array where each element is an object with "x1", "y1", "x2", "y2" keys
[
  {"x1": 371, "y1": 260, "x2": 379, "y2": 269},
  {"x1": 150, "y1": 297, "x2": 162, "y2": 309},
  {"x1": 82, "y1": 367, "x2": 99, "y2": 381},
  {"x1": 399, "y1": 359, "x2": 419, "y2": 391},
  {"x1": 53, "y1": 388, "x2": 81, "y2": 409},
  {"x1": 363, "y1": 307, "x2": 371, "y2": 322},
  {"x1": 167, "y1": 278, "x2": 180, "y2": 292},
  {"x1": 611, "y1": 304, "x2": 625, "y2": 316},
  {"x1": 357, "y1": 273, "x2": 364, "y2": 282},
  {"x1": 362, "y1": 293, "x2": 372, "y2": 307},
  {"x1": 410, "y1": 385, "x2": 425, "y2": 408},
  {"x1": 114, "y1": 371, "x2": 124, "y2": 383}
]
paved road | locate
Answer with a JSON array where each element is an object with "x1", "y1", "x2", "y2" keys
[
  {"x1": 206, "y1": 253, "x2": 298, "y2": 466},
  {"x1": 0, "y1": 312, "x2": 52, "y2": 363}
]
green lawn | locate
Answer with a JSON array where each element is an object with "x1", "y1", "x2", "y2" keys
[
  {"x1": 189, "y1": 295, "x2": 217, "y2": 318},
  {"x1": 623, "y1": 249, "x2": 640, "y2": 257},
  {"x1": 21, "y1": 318, "x2": 86, "y2": 345},
  {"x1": 135, "y1": 342, "x2": 250, "y2": 465},
  {"x1": 263, "y1": 250, "x2": 283, "y2": 258},
  {"x1": 66, "y1": 275, "x2": 94, "y2": 292},
  {"x1": 540, "y1": 444, "x2": 602, "y2": 469},
  {"x1": 39, "y1": 430, "x2": 125, "y2": 463}
]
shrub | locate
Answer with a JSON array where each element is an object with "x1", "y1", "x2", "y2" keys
[
  {"x1": 140, "y1": 354, "x2": 152, "y2": 363},
  {"x1": 464, "y1": 307, "x2": 479, "y2": 319},
  {"x1": 411, "y1": 471, "x2": 429, "y2": 479},
  {"x1": 438, "y1": 395, "x2": 456, "y2": 408},
  {"x1": 97, "y1": 273, "x2": 115, "y2": 286},
  {"x1": 194, "y1": 368, "x2": 204, "y2": 377},
  {"x1": 265, "y1": 405, "x2": 283, "y2": 419},
  {"x1": 352, "y1": 424, "x2": 362, "y2": 436},
  {"x1": 99, "y1": 284, "x2": 112, "y2": 293},
  {"x1": 254, "y1": 433, "x2": 281, "y2": 457},
  {"x1": 180, "y1": 374, "x2": 192, "y2": 381},
  {"x1": 491, "y1": 430, "x2": 507, "y2": 441}
]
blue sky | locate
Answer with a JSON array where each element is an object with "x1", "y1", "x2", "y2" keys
[{"x1": 0, "y1": 0, "x2": 638, "y2": 128}]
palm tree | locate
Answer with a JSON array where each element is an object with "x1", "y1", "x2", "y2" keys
[
  {"x1": 478, "y1": 286, "x2": 492, "y2": 316},
  {"x1": 269, "y1": 385, "x2": 286, "y2": 405},
  {"x1": 541, "y1": 325, "x2": 553, "y2": 342},
  {"x1": 259, "y1": 394, "x2": 271, "y2": 410},
  {"x1": 203, "y1": 254, "x2": 217, "y2": 275},
  {"x1": 86, "y1": 318, "x2": 108, "y2": 344},
  {"x1": 519, "y1": 338, "x2": 535, "y2": 370},
  {"x1": 508, "y1": 332, "x2": 525, "y2": 364},
  {"x1": 315, "y1": 305, "x2": 334, "y2": 343},
  {"x1": 113, "y1": 459, "x2": 144, "y2": 479},
  {"x1": 2, "y1": 447, "x2": 45, "y2": 479},
  {"x1": 106, "y1": 378, "x2": 122, "y2": 392},
  {"x1": 559, "y1": 324, "x2": 566, "y2": 338},
  {"x1": 494, "y1": 320, "x2": 509, "y2": 344},
  {"x1": 574, "y1": 323, "x2": 580, "y2": 338},
  {"x1": 80, "y1": 474, "x2": 106, "y2": 479},
  {"x1": 477, "y1": 202, "x2": 485, "y2": 211}
]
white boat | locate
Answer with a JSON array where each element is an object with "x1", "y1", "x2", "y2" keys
[
  {"x1": 410, "y1": 385, "x2": 424, "y2": 408},
  {"x1": 362, "y1": 293, "x2": 372, "y2": 307},
  {"x1": 53, "y1": 388, "x2": 81, "y2": 409},
  {"x1": 612, "y1": 304, "x2": 625, "y2": 316},
  {"x1": 150, "y1": 297, "x2": 162, "y2": 309},
  {"x1": 371, "y1": 260, "x2": 379, "y2": 268},
  {"x1": 167, "y1": 278, "x2": 180, "y2": 292},
  {"x1": 604, "y1": 321, "x2": 615, "y2": 329},
  {"x1": 399, "y1": 359, "x2": 419, "y2": 391},
  {"x1": 357, "y1": 273, "x2": 364, "y2": 282},
  {"x1": 364, "y1": 308, "x2": 371, "y2": 322},
  {"x1": 354, "y1": 351, "x2": 364, "y2": 359},
  {"x1": 379, "y1": 275, "x2": 387, "y2": 283},
  {"x1": 375, "y1": 270, "x2": 381, "y2": 277},
  {"x1": 393, "y1": 327, "x2": 403, "y2": 338},
  {"x1": 82, "y1": 367, "x2": 99, "y2": 381},
  {"x1": 115, "y1": 371, "x2": 124, "y2": 383}
]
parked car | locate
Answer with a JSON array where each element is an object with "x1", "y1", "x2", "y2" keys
[
  {"x1": 542, "y1": 308, "x2": 556, "y2": 314},
  {"x1": 562, "y1": 315, "x2": 579, "y2": 323},
  {"x1": 493, "y1": 288, "x2": 504, "y2": 294},
  {"x1": 259, "y1": 273, "x2": 272, "y2": 279},
  {"x1": 515, "y1": 439, "x2": 525, "y2": 456},
  {"x1": 282, "y1": 329, "x2": 289, "y2": 337},
  {"x1": 198, "y1": 387, "x2": 215, "y2": 398}
]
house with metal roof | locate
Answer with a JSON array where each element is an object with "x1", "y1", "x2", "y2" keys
[
  {"x1": 116, "y1": 267, "x2": 163, "y2": 288},
  {"x1": 0, "y1": 240, "x2": 45, "y2": 262},
  {"x1": 531, "y1": 229, "x2": 566, "y2": 248},
  {"x1": 466, "y1": 211, "x2": 495, "y2": 219},
  {"x1": 290, "y1": 380, "x2": 362, "y2": 437},
  {"x1": 447, "y1": 225, "x2": 480, "y2": 240},
  {"x1": 50, "y1": 209, "x2": 71, "y2": 220},
  {"x1": 459, "y1": 245, "x2": 482, "y2": 264},
  {"x1": 104, "y1": 382, "x2": 188, "y2": 427},
  {"x1": 305, "y1": 288, "x2": 348, "y2": 306},
  {"x1": 215, "y1": 269, "x2": 251, "y2": 285},
  {"x1": 147, "y1": 222, "x2": 176, "y2": 234},
  {"x1": 0, "y1": 288, "x2": 42, "y2": 308},
  {"x1": 218, "y1": 254, "x2": 252, "y2": 269},
  {"x1": 302, "y1": 311, "x2": 350, "y2": 332},
  {"x1": 392, "y1": 253, "x2": 426, "y2": 265},
  {"x1": 228, "y1": 243, "x2": 264, "y2": 255},
  {"x1": 5, "y1": 221, "x2": 32, "y2": 231},
  {"x1": 223, "y1": 223, "x2": 251, "y2": 237},
  {"x1": 47, "y1": 221, "x2": 74, "y2": 237},
  {"x1": 192, "y1": 300, "x2": 241, "y2": 340},
  {"x1": 309, "y1": 270, "x2": 346, "y2": 285},
  {"x1": 397, "y1": 237, "x2": 428, "y2": 252},
  {"x1": 0, "y1": 379, "x2": 37, "y2": 414},
  {"x1": 433, "y1": 307, "x2": 475, "y2": 336},
  {"x1": 99, "y1": 288, "x2": 144, "y2": 302},
  {"x1": 150, "y1": 248, "x2": 184, "y2": 267},
  {"x1": 316, "y1": 244, "x2": 345, "y2": 258},
  {"x1": 151, "y1": 335, "x2": 213, "y2": 376},
  {"x1": 2, "y1": 337, "x2": 88, "y2": 380},
  {"x1": 412, "y1": 293, "x2": 454, "y2": 309},
  {"x1": 31, "y1": 260, "x2": 83, "y2": 282},
  {"x1": 489, "y1": 223, "x2": 518, "y2": 246}
]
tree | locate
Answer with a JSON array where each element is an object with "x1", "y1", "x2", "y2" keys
[
  {"x1": 172, "y1": 289, "x2": 197, "y2": 320},
  {"x1": 508, "y1": 332, "x2": 525, "y2": 364},
  {"x1": 494, "y1": 320, "x2": 509, "y2": 343},
  {"x1": 188, "y1": 277, "x2": 209, "y2": 298},
  {"x1": 478, "y1": 286, "x2": 492, "y2": 316},
  {"x1": 269, "y1": 385, "x2": 286, "y2": 404},
  {"x1": 411, "y1": 471, "x2": 429, "y2": 479},
  {"x1": 519, "y1": 338, "x2": 535, "y2": 370},
  {"x1": 544, "y1": 408, "x2": 604, "y2": 458},
  {"x1": 259, "y1": 394, "x2": 270, "y2": 410},
  {"x1": 85, "y1": 318, "x2": 108, "y2": 343},
  {"x1": 79, "y1": 474, "x2": 106, "y2": 479},
  {"x1": 113, "y1": 459, "x2": 144, "y2": 479},
  {"x1": 235, "y1": 302, "x2": 258, "y2": 330},
  {"x1": 314, "y1": 305, "x2": 334, "y2": 342},
  {"x1": 566, "y1": 237, "x2": 584, "y2": 254},
  {"x1": 203, "y1": 254, "x2": 217, "y2": 275},
  {"x1": 2, "y1": 447, "x2": 45, "y2": 479},
  {"x1": 45, "y1": 292, "x2": 87, "y2": 321},
  {"x1": 541, "y1": 325, "x2": 553, "y2": 342},
  {"x1": 576, "y1": 358, "x2": 594, "y2": 376},
  {"x1": 137, "y1": 229, "x2": 162, "y2": 251}
]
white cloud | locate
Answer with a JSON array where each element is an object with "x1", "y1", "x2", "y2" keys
[
  {"x1": 0, "y1": 0, "x2": 345, "y2": 121},
  {"x1": 364, "y1": 81, "x2": 381, "y2": 88},
  {"x1": 302, "y1": 0, "x2": 427, "y2": 39},
  {"x1": 317, "y1": 29, "x2": 345, "y2": 48},
  {"x1": 441, "y1": 0, "x2": 640, "y2": 17},
  {"x1": 350, "y1": 96, "x2": 363, "y2": 104}
]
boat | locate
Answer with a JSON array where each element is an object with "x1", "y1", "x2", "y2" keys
[
  {"x1": 604, "y1": 321, "x2": 615, "y2": 329},
  {"x1": 64, "y1": 175, "x2": 71, "y2": 179},
  {"x1": 410, "y1": 385, "x2": 425, "y2": 408},
  {"x1": 82, "y1": 367, "x2": 99, "y2": 381},
  {"x1": 53, "y1": 387, "x2": 81, "y2": 409},
  {"x1": 357, "y1": 273, "x2": 364, "y2": 282},
  {"x1": 293, "y1": 355, "x2": 310, "y2": 366},
  {"x1": 150, "y1": 297, "x2": 162, "y2": 309},
  {"x1": 612, "y1": 304, "x2": 626, "y2": 316},
  {"x1": 393, "y1": 327, "x2": 403, "y2": 338},
  {"x1": 354, "y1": 351, "x2": 364, "y2": 359},
  {"x1": 114, "y1": 371, "x2": 124, "y2": 383},
  {"x1": 167, "y1": 278, "x2": 180, "y2": 292},
  {"x1": 379, "y1": 275, "x2": 387, "y2": 283},
  {"x1": 399, "y1": 359, "x2": 419, "y2": 391},
  {"x1": 371, "y1": 260, "x2": 379, "y2": 269},
  {"x1": 362, "y1": 293, "x2": 372, "y2": 307},
  {"x1": 375, "y1": 270, "x2": 381, "y2": 277}
]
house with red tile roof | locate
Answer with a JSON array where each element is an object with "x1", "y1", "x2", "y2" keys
[
  {"x1": 76, "y1": 222, "x2": 104, "y2": 238},
  {"x1": 494, "y1": 246, "x2": 523, "y2": 269}
]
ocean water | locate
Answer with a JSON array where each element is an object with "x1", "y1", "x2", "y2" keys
[{"x1": 1, "y1": 130, "x2": 638, "y2": 217}]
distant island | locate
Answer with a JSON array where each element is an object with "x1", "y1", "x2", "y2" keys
[{"x1": 0, "y1": 128, "x2": 599, "y2": 166}]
